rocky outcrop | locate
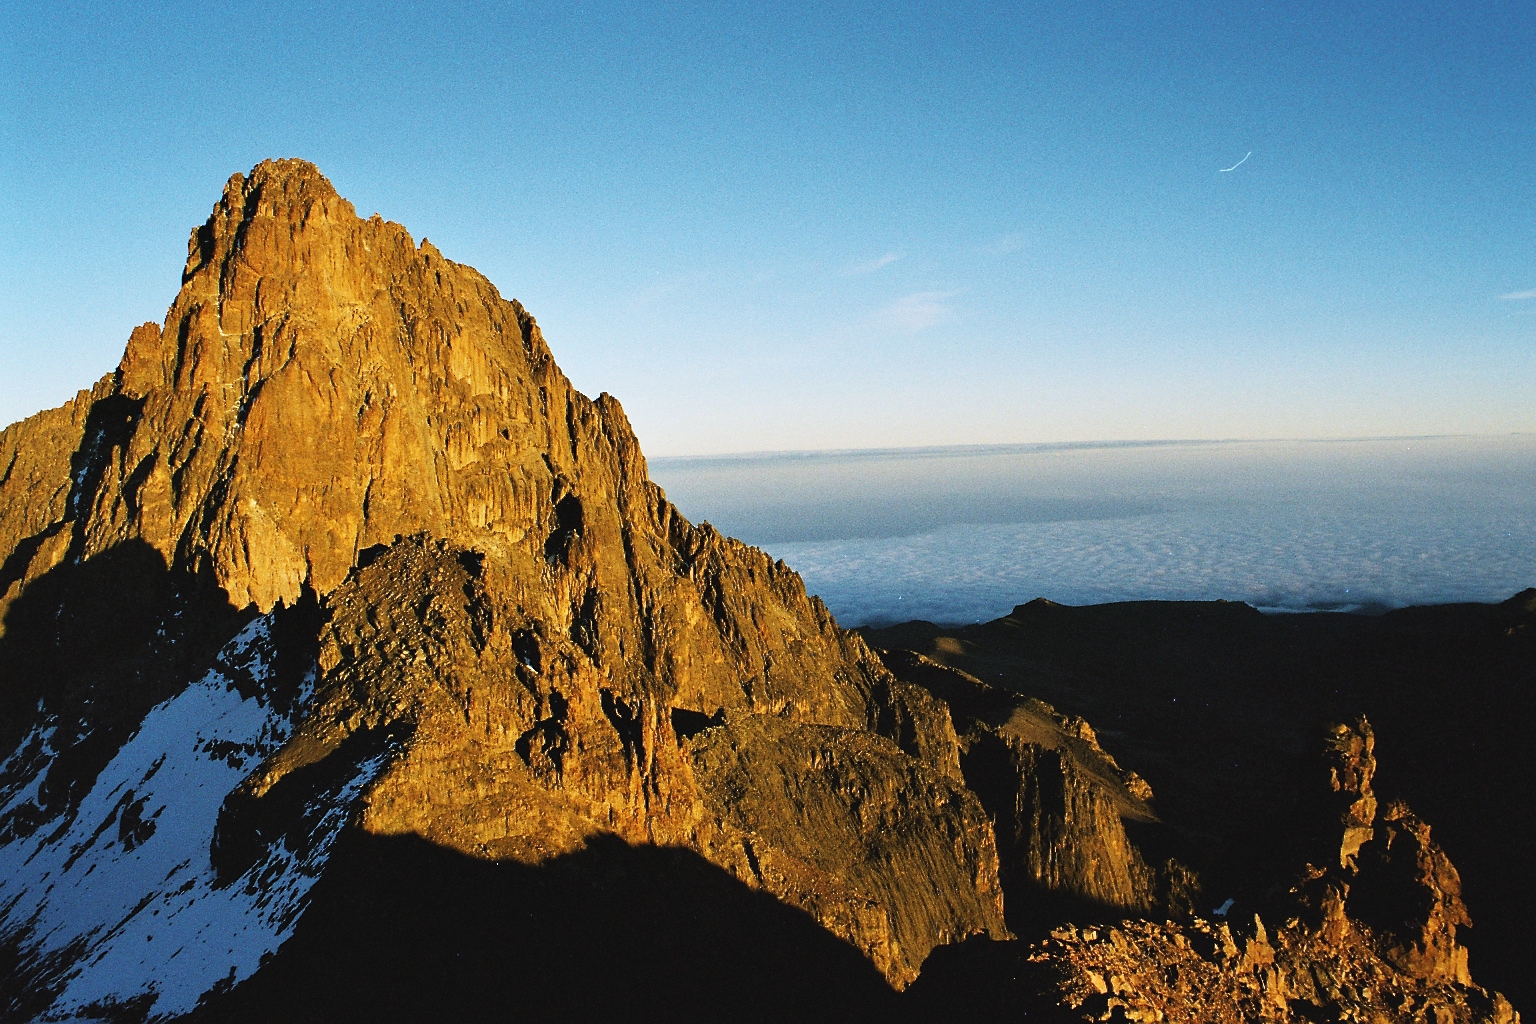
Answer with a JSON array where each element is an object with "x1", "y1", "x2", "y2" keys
[
  {"x1": 0, "y1": 382, "x2": 107, "y2": 614},
  {"x1": 0, "y1": 160, "x2": 1521, "y2": 1019},
  {"x1": 1298, "y1": 719, "x2": 1475, "y2": 988},
  {"x1": 861, "y1": 595, "x2": 1536, "y2": 1011},
  {"x1": 212, "y1": 537, "x2": 1005, "y2": 986},
  {"x1": 1352, "y1": 801, "x2": 1474, "y2": 986},
  {"x1": 1320, "y1": 716, "x2": 1378, "y2": 870},
  {"x1": 687, "y1": 711, "x2": 1004, "y2": 982},
  {"x1": 1031, "y1": 718, "x2": 1516, "y2": 1023},
  {"x1": 1032, "y1": 913, "x2": 1517, "y2": 1024}
]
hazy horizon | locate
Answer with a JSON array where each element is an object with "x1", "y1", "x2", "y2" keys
[
  {"x1": 651, "y1": 434, "x2": 1536, "y2": 624},
  {"x1": 653, "y1": 430, "x2": 1536, "y2": 466}
]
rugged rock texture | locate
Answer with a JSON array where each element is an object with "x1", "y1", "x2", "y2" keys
[
  {"x1": 0, "y1": 383, "x2": 106, "y2": 612},
  {"x1": 0, "y1": 160, "x2": 1523, "y2": 1020},
  {"x1": 1028, "y1": 719, "x2": 1514, "y2": 1023},
  {"x1": 687, "y1": 711, "x2": 1002, "y2": 980},
  {"x1": 863, "y1": 595, "x2": 1536, "y2": 1009},
  {"x1": 1353, "y1": 801, "x2": 1475, "y2": 987},
  {"x1": 1032, "y1": 913, "x2": 1516, "y2": 1024},
  {"x1": 880, "y1": 650, "x2": 1161, "y2": 927},
  {"x1": 215, "y1": 536, "x2": 1004, "y2": 986},
  {"x1": 1303, "y1": 720, "x2": 1474, "y2": 990},
  {"x1": 1320, "y1": 716, "x2": 1378, "y2": 871},
  {"x1": 0, "y1": 160, "x2": 1006, "y2": 1012}
]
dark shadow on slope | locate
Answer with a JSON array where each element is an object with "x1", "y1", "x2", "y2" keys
[
  {"x1": 187, "y1": 830, "x2": 911, "y2": 1024},
  {"x1": 957, "y1": 733, "x2": 1157, "y2": 941},
  {"x1": 907, "y1": 936, "x2": 1076, "y2": 1023},
  {"x1": 0, "y1": 539, "x2": 322, "y2": 852},
  {"x1": 0, "y1": 542, "x2": 251, "y2": 827},
  {"x1": 0, "y1": 524, "x2": 66, "y2": 606},
  {"x1": 863, "y1": 594, "x2": 1536, "y2": 1011},
  {"x1": 0, "y1": 921, "x2": 89, "y2": 1023},
  {"x1": 0, "y1": 543, "x2": 323, "y2": 1018},
  {"x1": 211, "y1": 724, "x2": 405, "y2": 886}
]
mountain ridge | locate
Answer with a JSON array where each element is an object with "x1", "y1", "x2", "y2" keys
[
  {"x1": 1, "y1": 160, "x2": 1021, "y2": 1014},
  {"x1": 0, "y1": 160, "x2": 1523, "y2": 1023}
]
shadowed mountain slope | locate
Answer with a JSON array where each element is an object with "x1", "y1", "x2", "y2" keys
[{"x1": 863, "y1": 594, "x2": 1536, "y2": 1013}]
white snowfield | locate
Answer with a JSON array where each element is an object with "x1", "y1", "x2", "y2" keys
[{"x1": 0, "y1": 616, "x2": 387, "y2": 1021}]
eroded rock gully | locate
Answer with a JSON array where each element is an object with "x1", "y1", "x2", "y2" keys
[{"x1": 0, "y1": 160, "x2": 1520, "y2": 1021}]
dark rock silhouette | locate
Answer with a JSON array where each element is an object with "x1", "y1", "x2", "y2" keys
[
  {"x1": 187, "y1": 832, "x2": 910, "y2": 1024},
  {"x1": 865, "y1": 597, "x2": 1535, "y2": 1015}
]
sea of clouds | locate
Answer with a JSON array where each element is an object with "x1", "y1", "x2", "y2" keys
[{"x1": 651, "y1": 436, "x2": 1536, "y2": 626}]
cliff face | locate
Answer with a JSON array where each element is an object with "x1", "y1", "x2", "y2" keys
[
  {"x1": 217, "y1": 536, "x2": 1004, "y2": 986},
  {"x1": 0, "y1": 161, "x2": 1009, "y2": 1017},
  {"x1": 877, "y1": 650, "x2": 1161, "y2": 924},
  {"x1": 863, "y1": 595, "x2": 1536, "y2": 1012}
]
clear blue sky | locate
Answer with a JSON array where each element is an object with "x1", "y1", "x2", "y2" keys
[{"x1": 2, "y1": 1, "x2": 1532, "y2": 454}]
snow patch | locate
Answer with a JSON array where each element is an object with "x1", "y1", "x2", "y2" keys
[
  {"x1": 0, "y1": 714, "x2": 57, "y2": 830},
  {"x1": 0, "y1": 615, "x2": 387, "y2": 1020}
]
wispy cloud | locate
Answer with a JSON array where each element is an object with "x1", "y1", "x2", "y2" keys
[
  {"x1": 845, "y1": 252, "x2": 904, "y2": 276},
  {"x1": 877, "y1": 290, "x2": 960, "y2": 333},
  {"x1": 1499, "y1": 288, "x2": 1536, "y2": 301},
  {"x1": 981, "y1": 233, "x2": 1026, "y2": 257},
  {"x1": 624, "y1": 272, "x2": 704, "y2": 311}
]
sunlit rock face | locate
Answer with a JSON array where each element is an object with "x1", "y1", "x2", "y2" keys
[{"x1": 0, "y1": 160, "x2": 1012, "y2": 1014}]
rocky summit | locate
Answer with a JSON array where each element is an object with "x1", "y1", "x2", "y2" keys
[{"x1": 0, "y1": 161, "x2": 1524, "y2": 1022}]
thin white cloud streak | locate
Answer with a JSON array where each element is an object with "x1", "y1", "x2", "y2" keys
[
  {"x1": 1218, "y1": 151, "x2": 1252, "y2": 173},
  {"x1": 980, "y1": 233, "x2": 1026, "y2": 257},
  {"x1": 845, "y1": 252, "x2": 904, "y2": 276},
  {"x1": 1498, "y1": 288, "x2": 1536, "y2": 301},
  {"x1": 877, "y1": 290, "x2": 961, "y2": 333}
]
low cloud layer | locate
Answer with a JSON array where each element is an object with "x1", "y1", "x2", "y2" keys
[
  {"x1": 769, "y1": 504, "x2": 1536, "y2": 625},
  {"x1": 654, "y1": 436, "x2": 1536, "y2": 627}
]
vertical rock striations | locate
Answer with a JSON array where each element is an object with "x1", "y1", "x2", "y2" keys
[
  {"x1": 0, "y1": 160, "x2": 1005, "y2": 1010},
  {"x1": 1, "y1": 160, "x2": 1516, "y2": 1019},
  {"x1": 876, "y1": 650, "x2": 1161, "y2": 925}
]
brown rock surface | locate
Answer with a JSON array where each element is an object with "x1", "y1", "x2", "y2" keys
[
  {"x1": 1321, "y1": 715, "x2": 1378, "y2": 870},
  {"x1": 0, "y1": 160, "x2": 1523, "y2": 1020},
  {"x1": 1032, "y1": 912, "x2": 1516, "y2": 1024},
  {"x1": 214, "y1": 535, "x2": 1006, "y2": 986},
  {"x1": 879, "y1": 649, "x2": 1161, "y2": 924},
  {"x1": 687, "y1": 710, "x2": 1004, "y2": 983},
  {"x1": 861, "y1": 596, "x2": 1536, "y2": 1009},
  {"x1": 1353, "y1": 801, "x2": 1475, "y2": 986},
  {"x1": 0, "y1": 381, "x2": 106, "y2": 613},
  {"x1": 0, "y1": 160, "x2": 1005, "y2": 1004}
]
